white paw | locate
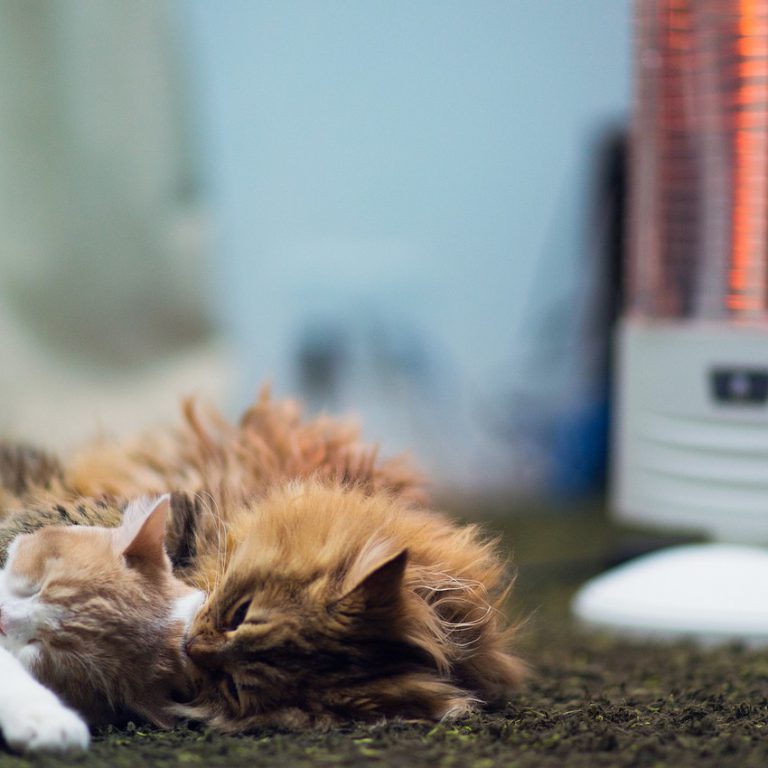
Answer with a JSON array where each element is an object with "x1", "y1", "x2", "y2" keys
[{"x1": 3, "y1": 692, "x2": 89, "y2": 753}]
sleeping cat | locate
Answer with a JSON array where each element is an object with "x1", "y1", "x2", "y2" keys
[
  {"x1": 0, "y1": 495, "x2": 203, "y2": 752},
  {"x1": 0, "y1": 482, "x2": 523, "y2": 736},
  {"x1": 180, "y1": 480, "x2": 524, "y2": 730},
  {"x1": 0, "y1": 391, "x2": 524, "y2": 736}
]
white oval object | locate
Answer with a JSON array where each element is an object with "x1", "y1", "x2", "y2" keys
[{"x1": 572, "y1": 544, "x2": 768, "y2": 646}]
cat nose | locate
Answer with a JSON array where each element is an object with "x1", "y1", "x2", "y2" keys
[{"x1": 185, "y1": 635, "x2": 221, "y2": 669}]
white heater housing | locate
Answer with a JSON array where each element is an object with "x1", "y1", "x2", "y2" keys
[
  {"x1": 573, "y1": 0, "x2": 768, "y2": 643},
  {"x1": 615, "y1": 320, "x2": 768, "y2": 544}
]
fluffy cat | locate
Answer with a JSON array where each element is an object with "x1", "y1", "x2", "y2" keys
[
  {"x1": 0, "y1": 495, "x2": 204, "y2": 751},
  {"x1": 0, "y1": 481, "x2": 524, "y2": 735},
  {"x1": 0, "y1": 391, "x2": 524, "y2": 736},
  {"x1": 180, "y1": 480, "x2": 524, "y2": 731}
]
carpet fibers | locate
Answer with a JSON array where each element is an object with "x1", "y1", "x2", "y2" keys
[{"x1": 1, "y1": 503, "x2": 765, "y2": 767}]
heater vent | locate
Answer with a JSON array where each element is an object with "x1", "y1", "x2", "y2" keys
[
  {"x1": 640, "y1": 412, "x2": 768, "y2": 456},
  {"x1": 614, "y1": 322, "x2": 768, "y2": 543}
]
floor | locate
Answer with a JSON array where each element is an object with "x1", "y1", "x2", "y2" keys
[{"x1": 2, "y1": 501, "x2": 766, "y2": 767}]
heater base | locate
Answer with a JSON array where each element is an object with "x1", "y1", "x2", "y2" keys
[{"x1": 572, "y1": 544, "x2": 768, "y2": 646}]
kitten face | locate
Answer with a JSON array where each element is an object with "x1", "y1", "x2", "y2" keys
[
  {"x1": 0, "y1": 543, "x2": 56, "y2": 669},
  {"x1": 0, "y1": 497, "x2": 202, "y2": 726},
  {"x1": 185, "y1": 544, "x2": 429, "y2": 728},
  {"x1": 0, "y1": 530, "x2": 110, "y2": 666},
  {"x1": 181, "y1": 483, "x2": 516, "y2": 730}
]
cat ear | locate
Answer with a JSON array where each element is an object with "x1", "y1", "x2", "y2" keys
[
  {"x1": 334, "y1": 546, "x2": 408, "y2": 616},
  {"x1": 114, "y1": 494, "x2": 169, "y2": 566}
]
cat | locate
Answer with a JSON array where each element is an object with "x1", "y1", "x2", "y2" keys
[
  {"x1": 179, "y1": 480, "x2": 524, "y2": 731},
  {"x1": 0, "y1": 391, "x2": 524, "y2": 735},
  {"x1": 0, "y1": 495, "x2": 204, "y2": 752},
  {"x1": 0, "y1": 481, "x2": 524, "y2": 735},
  {"x1": 0, "y1": 388, "x2": 426, "y2": 562}
]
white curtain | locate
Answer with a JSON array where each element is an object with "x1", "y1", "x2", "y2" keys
[{"x1": 0, "y1": 0, "x2": 228, "y2": 449}]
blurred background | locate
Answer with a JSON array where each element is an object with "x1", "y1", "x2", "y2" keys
[{"x1": 0, "y1": 0, "x2": 629, "y2": 499}]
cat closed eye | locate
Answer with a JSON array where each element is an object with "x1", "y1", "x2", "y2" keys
[{"x1": 224, "y1": 599, "x2": 252, "y2": 631}]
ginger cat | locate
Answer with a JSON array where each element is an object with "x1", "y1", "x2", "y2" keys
[
  {"x1": 0, "y1": 390, "x2": 524, "y2": 739},
  {"x1": 0, "y1": 481, "x2": 524, "y2": 736},
  {"x1": 180, "y1": 480, "x2": 524, "y2": 730},
  {"x1": 0, "y1": 496, "x2": 203, "y2": 752}
]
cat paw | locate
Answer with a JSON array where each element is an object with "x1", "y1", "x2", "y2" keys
[{"x1": 3, "y1": 695, "x2": 89, "y2": 753}]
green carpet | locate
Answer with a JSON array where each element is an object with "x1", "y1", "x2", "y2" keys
[{"x1": 2, "y1": 501, "x2": 766, "y2": 767}]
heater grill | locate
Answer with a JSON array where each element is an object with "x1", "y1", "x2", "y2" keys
[{"x1": 630, "y1": 0, "x2": 768, "y2": 322}]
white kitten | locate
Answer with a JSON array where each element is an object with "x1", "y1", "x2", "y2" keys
[
  {"x1": 0, "y1": 647, "x2": 89, "y2": 753},
  {"x1": 0, "y1": 496, "x2": 205, "y2": 753},
  {"x1": 0, "y1": 545, "x2": 89, "y2": 753}
]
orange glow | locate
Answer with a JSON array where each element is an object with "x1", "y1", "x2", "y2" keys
[
  {"x1": 729, "y1": 0, "x2": 768, "y2": 319},
  {"x1": 739, "y1": 59, "x2": 768, "y2": 77}
]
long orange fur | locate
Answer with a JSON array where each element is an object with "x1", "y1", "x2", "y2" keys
[{"x1": 0, "y1": 389, "x2": 525, "y2": 731}]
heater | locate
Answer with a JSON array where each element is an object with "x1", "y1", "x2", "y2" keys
[{"x1": 573, "y1": 0, "x2": 768, "y2": 643}]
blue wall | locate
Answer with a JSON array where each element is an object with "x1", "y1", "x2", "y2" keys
[{"x1": 181, "y1": 1, "x2": 630, "y2": 491}]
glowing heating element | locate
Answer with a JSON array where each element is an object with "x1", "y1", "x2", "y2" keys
[
  {"x1": 629, "y1": 0, "x2": 768, "y2": 322},
  {"x1": 730, "y1": 0, "x2": 768, "y2": 316}
]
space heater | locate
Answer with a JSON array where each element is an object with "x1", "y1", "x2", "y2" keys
[{"x1": 573, "y1": 0, "x2": 768, "y2": 643}]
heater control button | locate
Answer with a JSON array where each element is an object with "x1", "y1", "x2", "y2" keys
[{"x1": 711, "y1": 369, "x2": 768, "y2": 404}]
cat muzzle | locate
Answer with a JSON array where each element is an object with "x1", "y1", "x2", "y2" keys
[{"x1": 184, "y1": 635, "x2": 223, "y2": 669}]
